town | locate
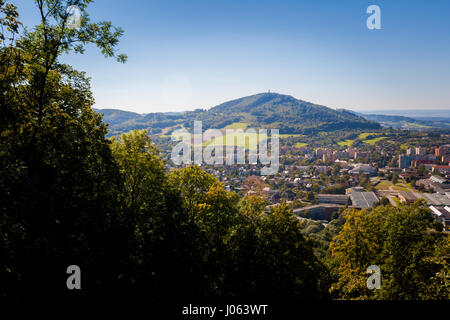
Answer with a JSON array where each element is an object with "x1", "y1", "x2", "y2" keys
[{"x1": 166, "y1": 134, "x2": 450, "y2": 233}]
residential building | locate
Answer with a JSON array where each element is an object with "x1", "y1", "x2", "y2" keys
[
  {"x1": 398, "y1": 155, "x2": 411, "y2": 169},
  {"x1": 346, "y1": 147, "x2": 357, "y2": 158},
  {"x1": 432, "y1": 165, "x2": 450, "y2": 175},
  {"x1": 354, "y1": 151, "x2": 370, "y2": 159},
  {"x1": 435, "y1": 147, "x2": 446, "y2": 158},
  {"x1": 416, "y1": 147, "x2": 427, "y2": 156},
  {"x1": 411, "y1": 160, "x2": 434, "y2": 168}
]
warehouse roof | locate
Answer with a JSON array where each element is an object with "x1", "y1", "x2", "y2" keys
[{"x1": 350, "y1": 191, "x2": 379, "y2": 209}]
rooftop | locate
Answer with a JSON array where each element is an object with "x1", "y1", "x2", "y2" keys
[
  {"x1": 418, "y1": 193, "x2": 450, "y2": 206},
  {"x1": 350, "y1": 191, "x2": 379, "y2": 209}
]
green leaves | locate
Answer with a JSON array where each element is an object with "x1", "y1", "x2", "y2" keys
[
  {"x1": 162, "y1": 168, "x2": 329, "y2": 301},
  {"x1": 111, "y1": 129, "x2": 165, "y2": 213},
  {"x1": 27, "y1": 0, "x2": 127, "y2": 62},
  {"x1": 329, "y1": 203, "x2": 449, "y2": 300},
  {"x1": 0, "y1": 1, "x2": 21, "y2": 45},
  {"x1": 0, "y1": 0, "x2": 128, "y2": 301}
]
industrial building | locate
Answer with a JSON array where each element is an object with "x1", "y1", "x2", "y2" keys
[
  {"x1": 348, "y1": 163, "x2": 377, "y2": 176},
  {"x1": 397, "y1": 191, "x2": 450, "y2": 206},
  {"x1": 318, "y1": 194, "x2": 350, "y2": 205},
  {"x1": 429, "y1": 206, "x2": 450, "y2": 231},
  {"x1": 350, "y1": 191, "x2": 379, "y2": 209}
]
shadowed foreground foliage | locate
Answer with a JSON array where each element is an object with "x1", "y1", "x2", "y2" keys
[{"x1": 329, "y1": 203, "x2": 449, "y2": 300}]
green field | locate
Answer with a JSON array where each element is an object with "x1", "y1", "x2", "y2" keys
[
  {"x1": 158, "y1": 125, "x2": 185, "y2": 138},
  {"x1": 279, "y1": 134, "x2": 305, "y2": 138},
  {"x1": 364, "y1": 136, "x2": 387, "y2": 145},
  {"x1": 392, "y1": 185, "x2": 412, "y2": 192},
  {"x1": 407, "y1": 122, "x2": 432, "y2": 129},
  {"x1": 294, "y1": 142, "x2": 308, "y2": 148},
  {"x1": 224, "y1": 122, "x2": 250, "y2": 130},
  {"x1": 358, "y1": 132, "x2": 380, "y2": 139},
  {"x1": 338, "y1": 132, "x2": 385, "y2": 146},
  {"x1": 376, "y1": 182, "x2": 395, "y2": 191},
  {"x1": 204, "y1": 132, "x2": 269, "y2": 151},
  {"x1": 376, "y1": 181, "x2": 417, "y2": 193},
  {"x1": 168, "y1": 124, "x2": 304, "y2": 150},
  {"x1": 338, "y1": 139, "x2": 355, "y2": 147}
]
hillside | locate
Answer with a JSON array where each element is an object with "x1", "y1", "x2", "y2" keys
[
  {"x1": 356, "y1": 113, "x2": 450, "y2": 130},
  {"x1": 95, "y1": 92, "x2": 380, "y2": 137}
]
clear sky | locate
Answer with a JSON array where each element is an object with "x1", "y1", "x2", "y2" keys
[{"x1": 15, "y1": 0, "x2": 450, "y2": 114}]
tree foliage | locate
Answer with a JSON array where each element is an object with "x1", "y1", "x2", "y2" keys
[
  {"x1": 0, "y1": 0, "x2": 126, "y2": 301},
  {"x1": 329, "y1": 202, "x2": 449, "y2": 300}
]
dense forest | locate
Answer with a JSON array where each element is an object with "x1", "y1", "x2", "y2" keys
[{"x1": 0, "y1": 0, "x2": 448, "y2": 307}]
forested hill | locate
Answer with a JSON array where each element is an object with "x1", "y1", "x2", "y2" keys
[{"x1": 95, "y1": 92, "x2": 380, "y2": 136}]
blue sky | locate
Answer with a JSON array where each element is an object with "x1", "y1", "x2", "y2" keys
[{"x1": 15, "y1": 0, "x2": 450, "y2": 114}]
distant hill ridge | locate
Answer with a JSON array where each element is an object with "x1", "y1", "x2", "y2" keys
[
  {"x1": 347, "y1": 111, "x2": 450, "y2": 130},
  {"x1": 94, "y1": 92, "x2": 380, "y2": 136}
]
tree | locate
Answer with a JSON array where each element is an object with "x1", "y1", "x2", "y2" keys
[
  {"x1": 417, "y1": 164, "x2": 426, "y2": 176},
  {"x1": 359, "y1": 174, "x2": 370, "y2": 189},
  {"x1": 306, "y1": 191, "x2": 317, "y2": 202},
  {"x1": 252, "y1": 203, "x2": 330, "y2": 300},
  {"x1": 0, "y1": 0, "x2": 127, "y2": 302},
  {"x1": 392, "y1": 173, "x2": 399, "y2": 185},
  {"x1": 329, "y1": 202, "x2": 449, "y2": 300},
  {"x1": 238, "y1": 195, "x2": 267, "y2": 218},
  {"x1": 163, "y1": 167, "x2": 330, "y2": 302},
  {"x1": 379, "y1": 196, "x2": 390, "y2": 206},
  {"x1": 109, "y1": 129, "x2": 172, "y2": 300},
  {"x1": 111, "y1": 130, "x2": 165, "y2": 214}
]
